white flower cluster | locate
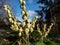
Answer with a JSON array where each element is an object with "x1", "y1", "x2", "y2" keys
[
  {"x1": 37, "y1": 23, "x2": 53, "y2": 40},
  {"x1": 4, "y1": 5, "x2": 19, "y2": 31},
  {"x1": 3, "y1": 0, "x2": 53, "y2": 39},
  {"x1": 19, "y1": 0, "x2": 38, "y2": 36}
]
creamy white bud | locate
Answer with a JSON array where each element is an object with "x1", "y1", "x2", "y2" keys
[
  {"x1": 19, "y1": 27, "x2": 23, "y2": 32},
  {"x1": 10, "y1": 26, "x2": 16, "y2": 31},
  {"x1": 11, "y1": 20, "x2": 14, "y2": 23},
  {"x1": 35, "y1": 16, "x2": 38, "y2": 18},
  {"x1": 8, "y1": 14, "x2": 12, "y2": 17},
  {"x1": 21, "y1": 11, "x2": 25, "y2": 15},
  {"x1": 26, "y1": 19, "x2": 30, "y2": 23},
  {"x1": 19, "y1": 32, "x2": 21, "y2": 37},
  {"x1": 4, "y1": 5, "x2": 7, "y2": 8},
  {"x1": 25, "y1": 28, "x2": 29, "y2": 35},
  {"x1": 8, "y1": 10, "x2": 11, "y2": 14},
  {"x1": 23, "y1": 1, "x2": 26, "y2": 4},
  {"x1": 30, "y1": 28, "x2": 33, "y2": 32},
  {"x1": 4, "y1": 8, "x2": 7, "y2": 11},
  {"x1": 14, "y1": 25, "x2": 18, "y2": 29},
  {"x1": 9, "y1": 18, "x2": 12, "y2": 22},
  {"x1": 27, "y1": 23, "x2": 31, "y2": 28},
  {"x1": 51, "y1": 23, "x2": 53, "y2": 26},
  {"x1": 23, "y1": 16, "x2": 27, "y2": 20},
  {"x1": 25, "y1": 12, "x2": 28, "y2": 16},
  {"x1": 14, "y1": 21, "x2": 17, "y2": 25},
  {"x1": 23, "y1": 6, "x2": 26, "y2": 10},
  {"x1": 15, "y1": 27, "x2": 19, "y2": 31},
  {"x1": 19, "y1": 0, "x2": 23, "y2": 3},
  {"x1": 11, "y1": 25, "x2": 14, "y2": 28},
  {"x1": 22, "y1": 22, "x2": 26, "y2": 27},
  {"x1": 4, "y1": 5, "x2": 8, "y2": 10},
  {"x1": 32, "y1": 24, "x2": 35, "y2": 28}
]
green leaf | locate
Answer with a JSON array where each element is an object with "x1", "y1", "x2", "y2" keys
[
  {"x1": 46, "y1": 41, "x2": 57, "y2": 45},
  {"x1": 36, "y1": 41, "x2": 45, "y2": 45}
]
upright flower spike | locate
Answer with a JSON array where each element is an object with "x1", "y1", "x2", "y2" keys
[
  {"x1": 31, "y1": 16, "x2": 38, "y2": 29},
  {"x1": 45, "y1": 23, "x2": 53, "y2": 36},
  {"x1": 37, "y1": 24, "x2": 42, "y2": 36},
  {"x1": 32, "y1": 16, "x2": 38, "y2": 24},
  {"x1": 4, "y1": 5, "x2": 20, "y2": 32},
  {"x1": 19, "y1": 0, "x2": 29, "y2": 20},
  {"x1": 36, "y1": 23, "x2": 54, "y2": 40}
]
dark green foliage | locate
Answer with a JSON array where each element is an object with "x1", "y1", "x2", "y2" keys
[
  {"x1": 36, "y1": 41, "x2": 45, "y2": 45},
  {"x1": 29, "y1": 31, "x2": 41, "y2": 43},
  {"x1": 36, "y1": 38, "x2": 57, "y2": 45}
]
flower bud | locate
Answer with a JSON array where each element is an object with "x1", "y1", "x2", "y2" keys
[
  {"x1": 19, "y1": 0, "x2": 23, "y2": 4},
  {"x1": 11, "y1": 20, "x2": 14, "y2": 23},
  {"x1": 25, "y1": 12, "x2": 28, "y2": 16},
  {"x1": 32, "y1": 24, "x2": 35, "y2": 28},
  {"x1": 20, "y1": 5, "x2": 26, "y2": 10},
  {"x1": 10, "y1": 25, "x2": 15, "y2": 31},
  {"x1": 30, "y1": 28, "x2": 33, "y2": 32},
  {"x1": 8, "y1": 14, "x2": 12, "y2": 17},
  {"x1": 11, "y1": 25, "x2": 14, "y2": 28},
  {"x1": 15, "y1": 27, "x2": 19, "y2": 31},
  {"x1": 19, "y1": 27, "x2": 23, "y2": 32},
  {"x1": 14, "y1": 24, "x2": 18, "y2": 27},
  {"x1": 4, "y1": 7, "x2": 7, "y2": 11},
  {"x1": 35, "y1": 16, "x2": 38, "y2": 19},
  {"x1": 14, "y1": 21, "x2": 17, "y2": 25},
  {"x1": 9, "y1": 18, "x2": 12, "y2": 22},
  {"x1": 26, "y1": 19, "x2": 30, "y2": 23},
  {"x1": 25, "y1": 28, "x2": 29, "y2": 35},
  {"x1": 21, "y1": 11, "x2": 25, "y2": 15},
  {"x1": 8, "y1": 9, "x2": 11, "y2": 14},
  {"x1": 23, "y1": 6, "x2": 26, "y2": 11},
  {"x1": 22, "y1": 22, "x2": 26, "y2": 27},
  {"x1": 4, "y1": 5, "x2": 8, "y2": 10},
  {"x1": 22, "y1": 15, "x2": 27, "y2": 20},
  {"x1": 4, "y1": 5, "x2": 7, "y2": 8},
  {"x1": 22, "y1": 1, "x2": 26, "y2": 5},
  {"x1": 27, "y1": 23, "x2": 31, "y2": 28},
  {"x1": 51, "y1": 23, "x2": 53, "y2": 26},
  {"x1": 19, "y1": 32, "x2": 22, "y2": 37}
]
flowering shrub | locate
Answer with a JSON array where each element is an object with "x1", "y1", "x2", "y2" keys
[{"x1": 2, "y1": 0, "x2": 54, "y2": 45}]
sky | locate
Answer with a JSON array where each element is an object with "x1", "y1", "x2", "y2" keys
[
  {"x1": 0, "y1": 0, "x2": 56, "y2": 22},
  {"x1": 6, "y1": 0, "x2": 39, "y2": 22}
]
